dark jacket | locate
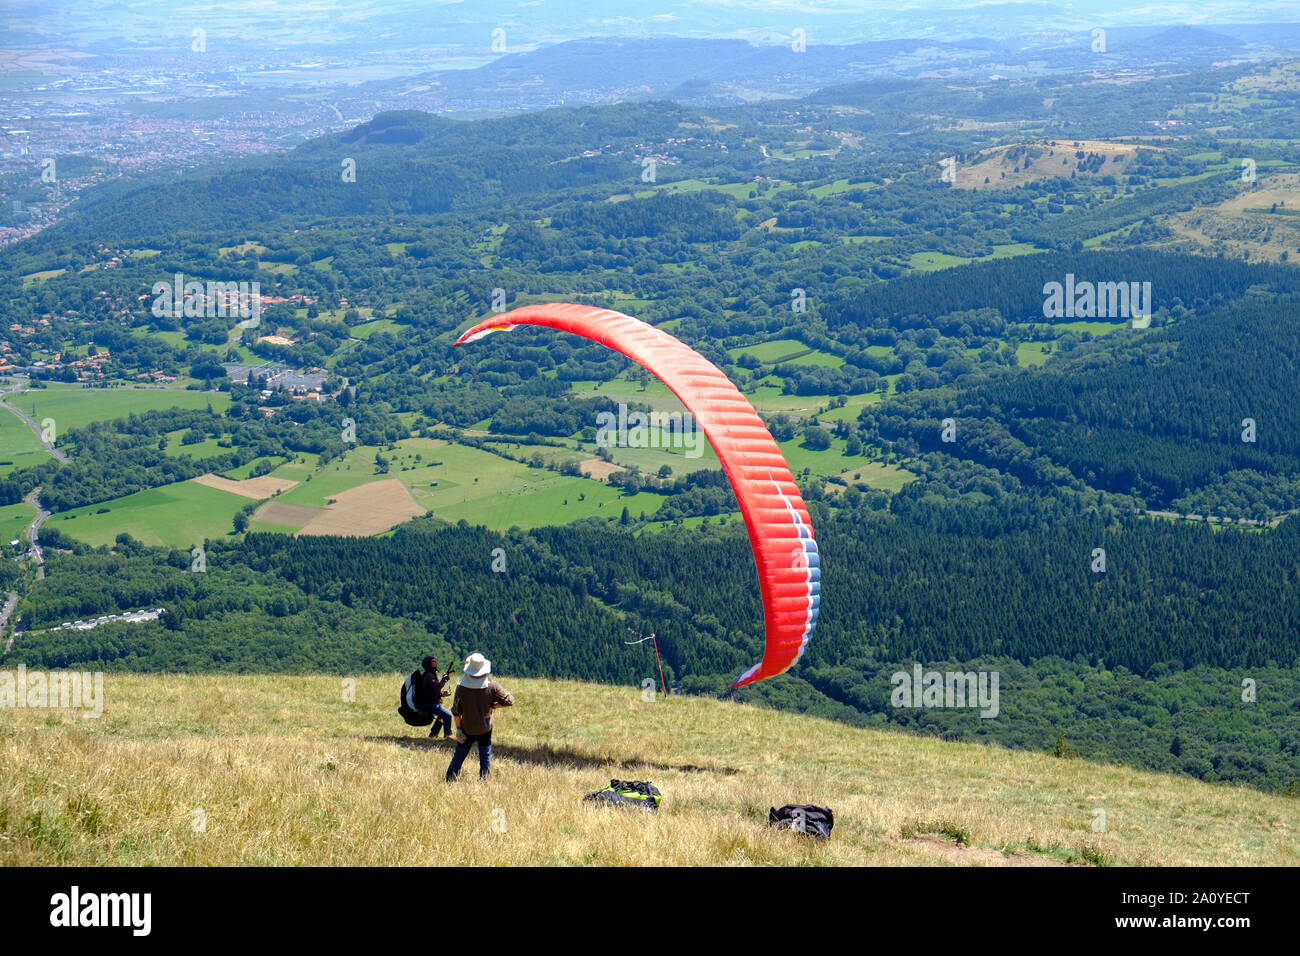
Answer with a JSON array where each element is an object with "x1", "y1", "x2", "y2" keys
[
  {"x1": 414, "y1": 669, "x2": 449, "y2": 712},
  {"x1": 451, "y1": 681, "x2": 514, "y2": 736}
]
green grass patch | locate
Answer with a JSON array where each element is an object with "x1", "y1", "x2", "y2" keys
[
  {"x1": 0, "y1": 407, "x2": 52, "y2": 475},
  {"x1": 223, "y1": 456, "x2": 285, "y2": 480},
  {"x1": 391, "y1": 438, "x2": 666, "y2": 530},
  {"x1": 274, "y1": 446, "x2": 391, "y2": 507},
  {"x1": 835, "y1": 461, "x2": 917, "y2": 493},
  {"x1": 54, "y1": 481, "x2": 249, "y2": 548},
  {"x1": 349, "y1": 318, "x2": 407, "y2": 339},
  {"x1": 809, "y1": 179, "x2": 875, "y2": 198},
  {"x1": 161, "y1": 428, "x2": 226, "y2": 459},
  {"x1": 726, "y1": 339, "x2": 807, "y2": 363},
  {"x1": 1016, "y1": 341, "x2": 1055, "y2": 367},
  {"x1": 778, "y1": 435, "x2": 874, "y2": 478},
  {"x1": 9, "y1": 386, "x2": 229, "y2": 433},
  {"x1": 0, "y1": 500, "x2": 36, "y2": 546}
]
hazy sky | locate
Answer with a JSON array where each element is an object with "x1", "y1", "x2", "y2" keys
[{"x1": 9, "y1": 0, "x2": 1300, "y2": 51}]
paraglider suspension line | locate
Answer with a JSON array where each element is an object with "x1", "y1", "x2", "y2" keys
[{"x1": 626, "y1": 630, "x2": 668, "y2": 696}]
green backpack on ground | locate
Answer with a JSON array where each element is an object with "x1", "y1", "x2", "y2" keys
[{"x1": 584, "y1": 779, "x2": 662, "y2": 812}]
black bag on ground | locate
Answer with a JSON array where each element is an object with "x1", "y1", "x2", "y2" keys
[
  {"x1": 769, "y1": 804, "x2": 833, "y2": 839},
  {"x1": 584, "y1": 779, "x2": 661, "y2": 811},
  {"x1": 398, "y1": 670, "x2": 433, "y2": 727}
]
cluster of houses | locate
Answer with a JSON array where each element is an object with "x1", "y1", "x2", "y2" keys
[{"x1": 0, "y1": 322, "x2": 120, "y2": 382}]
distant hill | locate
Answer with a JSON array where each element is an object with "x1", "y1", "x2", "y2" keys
[{"x1": 1143, "y1": 25, "x2": 1246, "y2": 54}]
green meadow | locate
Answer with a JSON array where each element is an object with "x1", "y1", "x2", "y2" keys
[
  {"x1": 389, "y1": 438, "x2": 666, "y2": 529},
  {"x1": 274, "y1": 445, "x2": 392, "y2": 507},
  {"x1": 53, "y1": 480, "x2": 248, "y2": 548},
  {"x1": 778, "y1": 435, "x2": 875, "y2": 477},
  {"x1": 161, "y1": 427, "x2": 227, "y2": 459},
  {"x1": 0, "y1": 500, "x2": 36, "y2": 547},
  {"x1": 349, "y1": 318, "x2": 409, "y2": 339},
  {"x1": 835, "y1": 460, "x2": 917, "y2": 493},
  {"x1": 8, "y1": 386, "x2": 229, "y2": 434},
  {"x1": 0, "y1": 407, "x2": 51, "y2": 475}
]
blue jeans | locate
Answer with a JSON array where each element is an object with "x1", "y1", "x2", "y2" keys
[
  {"x1": 446, "y1": 729, "x2": 492, "y2": 780},
  {"x1": 429, "y1": 704, "x2": 453, "y2": 737}
]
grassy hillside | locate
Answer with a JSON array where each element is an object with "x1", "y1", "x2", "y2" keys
[{"x1": 2, "y1": 674, "x2": 1295, "y2": 866}]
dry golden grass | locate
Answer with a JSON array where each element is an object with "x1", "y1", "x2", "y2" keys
[
  {"x1": 191, "y1": 473, "x2": 299, "y2": 500},
  {"x1": 296, "y1": 479, "x2": 425, "y2": 537},
  {"x1": 1164, "y1": 172, "x2": 1300, "y2": 264},
  {"x1": 1, "y1": 674, "x2": 1296, "y2": 866},
  {"x1": 578, "y1": 459, "x2": 622, "y2": 481},
  {"x1": 956, "y1": 139, "x2": 1142, "y2": 190}
]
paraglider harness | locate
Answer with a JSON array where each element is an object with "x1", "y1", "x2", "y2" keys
[
  {"x1": 584, "y1": 779, "x2": 661, "y2": 812},
  {"x1": 769, "y1": 804, "x2": 833, "y2": 840},
  {"x1": 397, "y1": 662, "x2": 453, "y2": 727}
]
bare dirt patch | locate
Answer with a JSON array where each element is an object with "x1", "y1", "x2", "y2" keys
[
  {"x1": 253, "y1": 501, "x2": 325, "y2": 529},
  {"x1": 192, "y1": 473, "x2": 299, "y2": 500},
  {"x1": 296, "y1": 478, "x2": 426, "y2": 537}
]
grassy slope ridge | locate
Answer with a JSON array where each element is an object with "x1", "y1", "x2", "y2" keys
[{"x1": 2, "y1": 675, "x2": 1296, "y2": 866}]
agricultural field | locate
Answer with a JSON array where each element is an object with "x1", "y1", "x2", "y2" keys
[
  {"x1": 818, "y1": 391, "x2": 885, "y2": 421},
  {"x1": 567, "y1": 376, "x2": 679, "y2": 409},
  {"x1": 273, "y1": 446, "x2": 394, "y2": 508},
  {"x1": 6, "y1": 385, "x2": 229, "y2": 434},
  {"x1": 726, "y1": 338, "x2": 841, "y2": 367},
  {"x1": 384, "y1": 437, "x2": 666, "y2": 529},
  {"x1": 745, "y1": 384, "x2": 840, "y2": 415},
  {"x1": 0, "y1": 500, "x2": 36, "y2": 547},
  {"x1": 833, "y1": 460, "x2": 917, "y2": 493},
  {"x1": 267, "y1": 454, "x2": 321, "y2": 482},
  {"x1": 191, "y1": 474, "x2": 298, "y2": 499},
  {"x1": 0, "y1": 406, "x2": 52, "y2": 475},
  {"x1": 223, "y1": 456, "x2": 291, "y2": 479},
  {"x1": 261, "y1": 478, "x2": 426, "y2": 537},
  {"x1": 51, "y1": 480, "x2": 249, "y2": 548}
]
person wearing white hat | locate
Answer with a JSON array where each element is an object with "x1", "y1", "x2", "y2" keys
[{"x1": 446, "y1": 652, "x2": 514, "y2": 781}]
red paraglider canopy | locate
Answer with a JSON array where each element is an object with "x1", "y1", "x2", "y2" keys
[{"x1": 456, "y1": 303, "x2": 820, "y2": 687}]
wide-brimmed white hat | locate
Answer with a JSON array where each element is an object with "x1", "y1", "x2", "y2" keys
[{"x1": 460, "y1": 653, "x2": 492, "y2": 688}]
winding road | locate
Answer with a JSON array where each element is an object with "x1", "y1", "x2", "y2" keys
[
  {"x1": 0, "y1": 373, "x2": 62, "y2": 654},
  {"x1": 25, "y1": 488, "x2": 48, "y2": 579}
]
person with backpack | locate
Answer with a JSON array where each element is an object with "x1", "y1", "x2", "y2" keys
[
  {"x1": 445, "y1": 653, "x2": 513, "y2": 781},
  {"x1": 398, "y1": 656, "x2": 454, "y2": 737},
  {"x1": 420, "y1": 657, "x2": 455, "y2": 738}
]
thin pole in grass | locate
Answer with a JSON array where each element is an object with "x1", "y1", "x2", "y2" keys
[{"x1": 626, "y1": 628, "x2": 668, "y2": 696}]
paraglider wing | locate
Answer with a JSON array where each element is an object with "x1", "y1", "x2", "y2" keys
[{"x1": 455, "y1": 303, "x2": 820, "y2": 688}]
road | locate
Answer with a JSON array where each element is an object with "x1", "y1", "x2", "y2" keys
[
  {"x1": 0, "y1": 376, "x2": 69, "y2": 463},
  {"x1": 25, "y1": 488, "x2": 49, "y2": 579},
  {"x1": 2, "y1": 490, "x2": 50, "y2": 652},
  {"x1": 0, "y1": 591, "x2": 17, "y2": 653}
]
